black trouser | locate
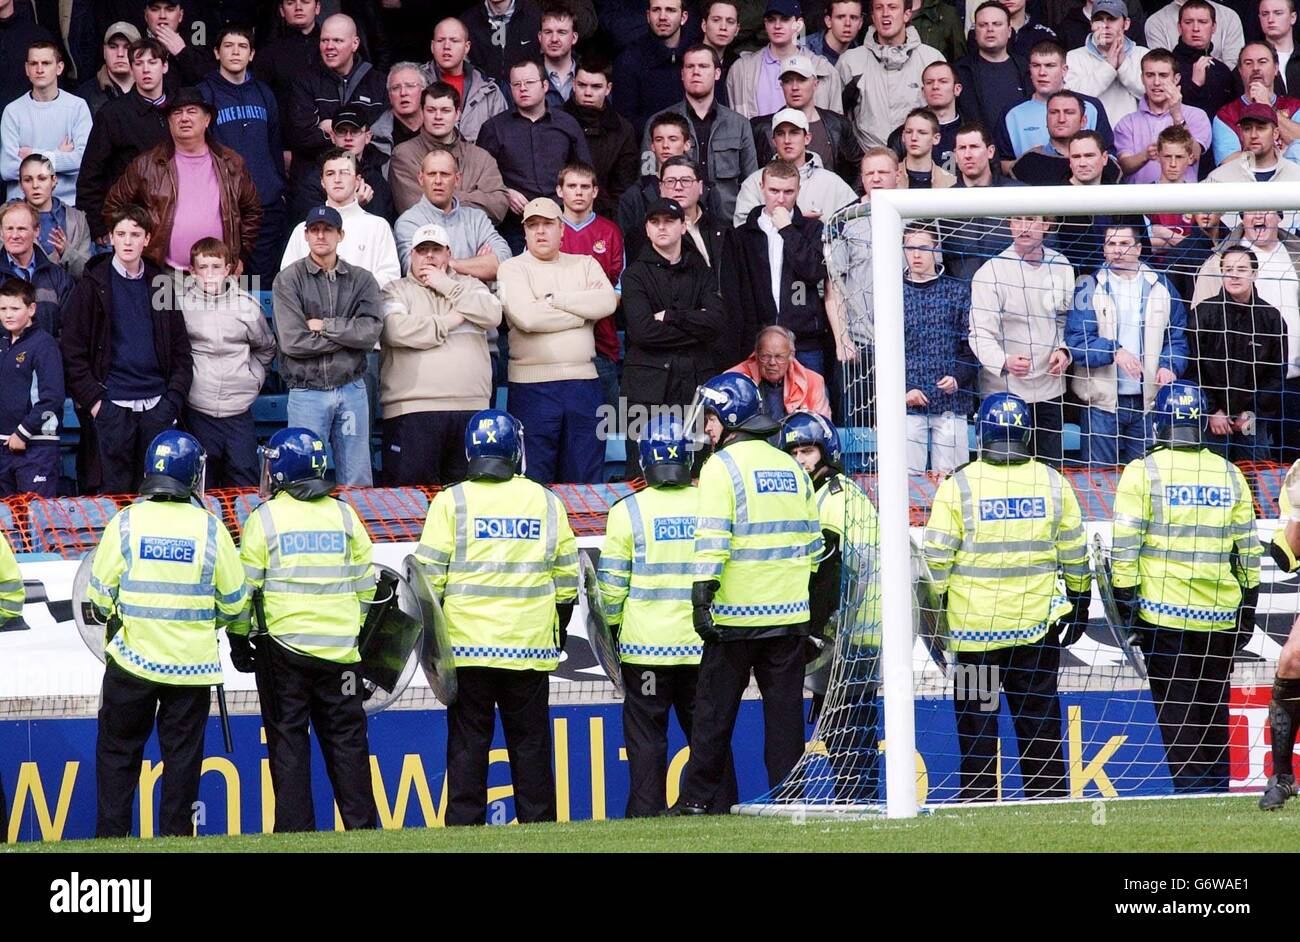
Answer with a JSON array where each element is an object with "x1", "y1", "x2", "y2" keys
[
  {"x1": 248, "y1": 196, "x2": 288, "y2": 287},
  {"x1": 95, "y1": 400, "x2": 177, "y2": 494},
  {"x1": 1138, "y1": 620, "x2": 1234, "y2": 794},
  {"x1": 184, "y1": 408, "x2": 258, "y2": 488},
  {"x1": 257, "y1": 641, "x2": 376, "y2": 832},
  {"x1": 820, "y1": 645, "x2": 882, "y2": 803},
  {"x1": 445, "y1": 667, "x2": 555, "y2": 826},
  {"x1": 381, "y1": 410, "x2": 474, "y2": 486},
  {"x1": 679, "y1": 633, "x2": 807, "y2": 808},
  {"x1": 953, "y1": 639, "x2": 1066, "y2": 802},
  {"x1": 620, "y1": 662, "x2": 739, "y2": 816},
  {"x1": 1029, "y1": 396, "x2": 1064, "y2": 465},
  {"x1": 96, "y1": 660, "x2": 210, "y2": 838}
]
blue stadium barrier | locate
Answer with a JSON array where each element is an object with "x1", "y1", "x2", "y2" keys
[
  {"x1": 494, "y1": 386, "x2": 507, "y2": 411},
  {"x1": 27, "y1": 497, "x2": 118, "y2": 556}
]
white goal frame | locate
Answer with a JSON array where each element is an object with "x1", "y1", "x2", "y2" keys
[{"x1": 869, "y1": 182, "x2": 1300, "y2": 819}]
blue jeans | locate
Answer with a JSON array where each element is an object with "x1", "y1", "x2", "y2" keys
[
  {"x1": 287, "y1": 379, "x2": 373, "y2": 486},
  {"x1": 1080, "y1": 396, "x2": 1152, "y2": 467},
  {"x1": 794, "y1": 348, "x2": 824, "y2": 379}
]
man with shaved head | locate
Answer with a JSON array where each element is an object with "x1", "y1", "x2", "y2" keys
[
  {"x1": 417, "y1": 17, "x2": 507, "y2": 144},
  {"x1": 287, "y1": 13, "x2": 389, "y2": 171}
]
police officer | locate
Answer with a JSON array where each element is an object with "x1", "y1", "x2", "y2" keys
[
  {"x1": 597, "y1": 415, "x2": 738, "y2": 817},
  {"x1": 1261, "y1": 459, "x2": 1300, "y2": 810},
  {"x1": 1112, "y1": 380, "x2": 1262, "y2": 795},
  {"x1": 232, "y1": 427, "x2": 379, "y2": 832},
  {"x1": 0, "y1": 525, "x2": 24, "y2": 841},
  {"x1": 780, "y1": 411, "x2": 882, "y2": 803},
  {"x1": 923, "y1": 393, "x2": 1091, "y2": 802},
  {"x1": 672, "y1": 374, "x2": 822, "y2": 815},
  {"x1": 89, "y1": 431, "x2": 247, "y2": 838},
  {"x1": 414, "y1": 409, "x2": 578, "y2": 826}
]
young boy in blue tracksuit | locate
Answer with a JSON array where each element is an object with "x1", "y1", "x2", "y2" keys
[{"x1": 0, "y1": 276, "x2": 63, "y2": 496}]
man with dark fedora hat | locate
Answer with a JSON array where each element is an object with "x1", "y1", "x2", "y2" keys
[{"x1": 104, "y1": 85, "x2": 262, "y2": 272}]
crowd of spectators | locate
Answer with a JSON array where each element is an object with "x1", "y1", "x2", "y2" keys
[{"x1": 0, "y1": 0, "x2": 1296, "y2": 499}]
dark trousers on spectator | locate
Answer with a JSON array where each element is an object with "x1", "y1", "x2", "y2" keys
[
  {"x1": 620, "y1": 662, "x2": 739, "y2": 816},
  {"x1": 381, "y1": 410, "x2": 473, "y2": 486},
  {"x1": 184, "y1": 408, "x2": 258, "y2": 488},
  {"x1": 594, "y1": 354, "x2": 620, "y2": 411},
  {"x1": 1137, "y1": 620, "x2": 1233, "y2": 794},
  {"x1": 1028, "y1": 396, "x2": 1064, "y2": 464},
  {"x1": 0, "y1": 441, "x2": 58, "y2": 496},
  {"x1": 953, "y1": 638, "x2": 1066, "y2": 802},
  {"x1": 95, "y1": 400, "x2": 178, "y2": 494},
  {"x1": 96, "y1": 660, "x2": 209, "y2": 838},
  {"x1": 508, "y1": 378, "x2": 604, "y2": 484},
  {"x1": 1273, "y1": 374, "x2": 1300, "y2": 464},
  {"x1": 249, "y1": 196, "x2": 288, "y2": 287},
  {"x1": 678, "y1": 634, "x2": 806, "y2": 808},
  {"x1": 257, "y1": 640, "x2": 377, "y2": 832},
  {"x1": 1206, "y1": 425, "x2": 1274, "y2": 463},
  {"x1": 445, "y1": 667, "x2": 555, "y2": 826}
]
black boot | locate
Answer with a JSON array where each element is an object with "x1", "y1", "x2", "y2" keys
[{"x1": 1259, "y1": 775, "x2": 1296, "y2": 811}]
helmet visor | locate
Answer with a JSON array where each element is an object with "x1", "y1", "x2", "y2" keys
[{"x1": 257, "y1": 444, "x2": 278, "y2": 501}]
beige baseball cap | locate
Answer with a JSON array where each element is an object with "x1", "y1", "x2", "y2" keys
[
  {"x1": 104, "y1": 21, "x2": 141, "y2": 44},
  {"x1": 780, "y1": 55, "x2": 816, "y2": 79},
  {"x1": 521, "y1": 197, "x2": 563, "y2": 221},
  {"x1": 411, "y1": 224, "x2": 452, "y2": 248}
]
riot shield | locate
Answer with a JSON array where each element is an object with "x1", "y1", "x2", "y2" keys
[
  {"x1": 910, "y1": 540, "x2": 951, "y2": 677},
  {"x1": 72, "y1": 548, "x2": 110, "y2": 662},
  {"x1": 1092, "y1": 534, "x2": 1148, "y2": 679},
  {"x1": 580, "y1": 553, "x2": 624, "y2": 696},
  {"x1": 356, "y1": 563, "x2": 422, "y2": 715},
  {"x1": 403, "y1": 554, "x2": 457, "y2": 706}
]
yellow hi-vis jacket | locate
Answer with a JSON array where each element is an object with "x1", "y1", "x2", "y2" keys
[
  {"x1": 415, "y1": 475, "x2": 578, "y2": 671},
  {"x1": 235, "y1": 492, "x2": 377, "y2": 663},
  {"x1": 1271, "y1": 460, "x2": 1299, "y2": 572},
  {"x1": 598, "y1": 483, "x2": 703, "y2": 667},
  {"x1": 1111, "y1": 446, "x2": 1261, "y2": 631},
  {"x1": 694, "y1": 438, "x2": 821, "y2": 630},
  {"x1": 0, "y1": 529, "x2": 24, "y2": 623},
  {"x1": 89, "y1": 499, "x2": 248, "y2": 686},
  {"x1": 817, "y1": 472, "x2": 881, "y2": 649},
  {"x1": 923, "y1": 458, "x2": 1090, "y2": 652}
]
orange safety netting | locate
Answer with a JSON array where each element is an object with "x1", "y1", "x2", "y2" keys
[{"x1": 0, "y1": 464, "x2": 1283, "y2": 560}]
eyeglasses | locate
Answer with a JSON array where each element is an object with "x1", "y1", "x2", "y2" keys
[
  {"x1": 388, "y1": 82, "x2": 423, "y2": 92},
  {"x1": 757, "y1": 353, "x2": 791, "y2": 363},
  {"x1": 660, "y1": 177, "x2": 698, "y2": 188},
  {"x1": 510, "y1": 78, "x2": 543, "y2": 89}
]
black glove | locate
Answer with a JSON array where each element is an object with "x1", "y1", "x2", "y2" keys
[
  {"x1": 556, "y1": 602, "x2": 573, "y2": 650},
  {"x1": 692, "y1": 580, "x2": 720, "y2": 643},
  {"x1": 1113, "y1": 585, "x2": 1138, "y2": 626},
  {"x1": 1057, "y1": 588, "x2": 1092, "y2": 647},
  {"x1": 1235, "y1": 585, "x2": 1260, "y2": 653},
  {"x1": 228, "y1": 633, "x2": 256, "y2": 673}
]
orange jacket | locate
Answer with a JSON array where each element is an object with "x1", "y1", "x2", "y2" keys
[{"x1": 729, "y1": 354, "x2": 832, "y2": 419}]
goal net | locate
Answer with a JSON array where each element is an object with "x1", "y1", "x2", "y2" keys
[{"x1": 739, "y1": 182, "x2": 1300, "y2": 818}]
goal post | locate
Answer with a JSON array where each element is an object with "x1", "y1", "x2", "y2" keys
[{"x1": 738, "y1": 181, "x2": 1300, "y2": 821}]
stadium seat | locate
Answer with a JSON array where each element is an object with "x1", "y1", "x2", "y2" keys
[
  {"x1": 232, "y1": 492, "x2": 262, "y2": 529},
  {"x1": 604, "y1": 435, "x2": 626, "y2": 482},
  {"x1": 202, "y1": 494, "x2": 226, "y2": 526},
  {"x1": 494, "y1": 386, "x2": 507, "y2": 411},
  {"x1": 253, "y1": 394, "x2": 288, "y2": 438},
  {"x1": 1063, "y1": 423, "x2": 1081, "y2": 454},
  {"x1": 1252, "y1": 464, "x2": 1286, "y2": 518},
  {"x1": 27, "y1": 496, "x2": 118, "y2": 556},
  {"x1": 1067, "y1": 467, "x2": 1122, "y2": 522},
  {"x1": 341, "y1": 487, "x2": 430, "y2": 541}
]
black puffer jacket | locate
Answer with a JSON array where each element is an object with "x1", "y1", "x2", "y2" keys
[{"x1": 620, "y1": 241, "x2": 725, "y2": 409}]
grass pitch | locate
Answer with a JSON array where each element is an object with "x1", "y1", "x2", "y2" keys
[{"x1": 8, "y1": 795, "x2": 1299, "y2": 852}]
